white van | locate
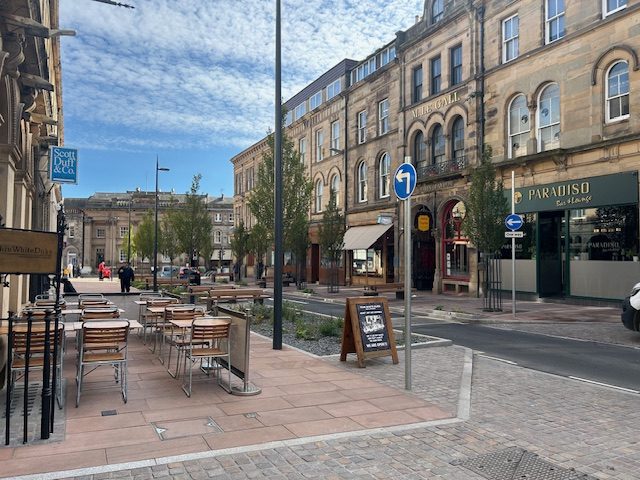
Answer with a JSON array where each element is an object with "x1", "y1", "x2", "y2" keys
[{"x1": 159, "y1": 265, "x2": 179, "y2": 278}]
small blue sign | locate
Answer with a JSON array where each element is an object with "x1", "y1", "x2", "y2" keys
[
  {"x1": 50, "y1": 146, "x2": 78, "y2": 184},
  {"x1": 505, "y1": 214, "x2": 524, "y2": 231},
  {"x1": 394, "y1": 163, "x2": 417, "y2": 200}
]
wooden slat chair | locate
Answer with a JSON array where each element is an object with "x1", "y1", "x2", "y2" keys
[
  {"x1": 76, "y1": 320, "x2": 130, "y2": 407},
  {"x1": 136, "y1": 293, "x2": 163, "y2": 338},
  {"x1": 142, "y1": 297, "x2": 178, "y2": 344},
  {"x1": 10, "y1": 321, "x2": 65, "y2": 408},
  {"x1": 154, "y1": 305, "x2": 196, "y2": 358},
  {"x1": 165, "y1": 309, "x2": 202, "y2": 378},
  {"x1": 181, "y1": 319, "x2": 231, "y2": 397},
  {"x1": 34, "y1": 298, "x2": 66, "y2": 308},
  {"x1": 79, "y1": 298, "x2": 110, "y2": 308},
  {"x1": 80, "y1": 307, "x2": 120, "y2": 321}
]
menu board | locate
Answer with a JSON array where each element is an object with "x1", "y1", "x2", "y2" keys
[{"x1": 340, "y1": 297, "x2": 398, "y2": 368}]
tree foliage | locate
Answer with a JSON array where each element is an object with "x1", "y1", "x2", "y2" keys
[
  {"x1": 120, "y1": 228, "x2": 137, "y2": 262},
  {"x1": 160, "y1": 203, "x2": 180, "y2": 267},
  {"x1": 230, "y1": 220, "x2": 250, "y2": 280},
  {"x1": 248, "y1": 222, "x2": 269, "y2": 266},
  {"x1": 132, "y1": 210, "x2": 154, "y2": 262},
  {"x1": 463, "y1": 146, "x2": 509, "y2": 255},
  {"x1": 318, "y1": 189, "x2": 345, "y2": 265}
]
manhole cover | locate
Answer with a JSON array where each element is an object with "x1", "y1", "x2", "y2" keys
[{"x1": 455, "y1": 447, "x2": 598, "y2": 480}]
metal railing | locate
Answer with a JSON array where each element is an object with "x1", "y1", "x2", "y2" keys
[{"x1": 417, "y1": 155, "x2": 467, "y2": 179}]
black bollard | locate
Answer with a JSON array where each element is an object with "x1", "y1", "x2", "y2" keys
[
  {"x1": 5, "y1": 312, "x2": 14, "y2": 446},
  {"x1": 40, "y1": 310, "x2": 52, "y2": 440},
  {"x1": 23, "y1": 313, "x2": 33, "y2": 444}
]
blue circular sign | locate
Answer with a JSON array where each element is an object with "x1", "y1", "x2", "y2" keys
[
  {"x1": 393, "y1": 163, "x2": 417, "y2": 200},
  {"x1": 505, "y1": 214, "x2": 524, "y2": 231}
]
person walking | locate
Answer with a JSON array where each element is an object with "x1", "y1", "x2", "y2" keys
[{"x1": 117, "y1": 262, "x2": 135, "y2": 293}]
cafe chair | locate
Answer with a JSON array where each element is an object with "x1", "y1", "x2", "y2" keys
[
  {"x1": 154, "y1": 305, "x2": 195, "y2": 359},
  {"x1": 181, "y1": 318, "x2": 231, "y2": 397},
  {"x1": 142, "y1": 297, "x2": 178, "y2": 344},
  {"x1": 166, "y1": 310, "x2": 208, "y2": 378},
  {"x1": 80, "y1": 306, "x2": 120, "y2": 321},
  {"x1": 76, "y1": 320, "x2": 130, "y2": 407}
]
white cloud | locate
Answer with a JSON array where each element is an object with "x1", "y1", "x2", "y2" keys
[{"x1": 60, "y1": 0, "x2": 423, "y2": 151}]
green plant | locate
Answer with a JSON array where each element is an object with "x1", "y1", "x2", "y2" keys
[
  {"x1": 319, "y1": 317, "x2": 343, "y2": 337},
  {"x1": 302, "y1": 288, "x2": 314, "y2": 294},
  {"x1": 250, "y1": 303, "x2": 272, "y2": 324},
  {"x1": 221, "y1": 278, "x2": 229, "y2": 284},
  {"x1": 434, "y1": 305, "x2": 444, "y2": 310},
  {"x1": 294, "y1": 316, "x2": 319, "y2": 340},
  {"x1": 238, "y1": 280, "x2": 248, "y2": 287},
  {"x1": 282, "y1": 301, "x2": 300, "y2": 324}
]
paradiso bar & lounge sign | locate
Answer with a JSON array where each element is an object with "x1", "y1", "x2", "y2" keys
[
  {"x1": 512, "y1": 171, "x2": 638, "y2": 213},
  {"x1": 411, "y1": 90, "x2": 461, "y2": 118}
]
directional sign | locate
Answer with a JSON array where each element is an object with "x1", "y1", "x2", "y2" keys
[
  {"x1": 505, "y1": 214, "x2": 524, "y2": 231},
  {"x1": 394, "y1": 163, "x2": 417, "y2": 200},
  {"x1": 505, "y1": 231, "x2": 524, "y2": 238}
]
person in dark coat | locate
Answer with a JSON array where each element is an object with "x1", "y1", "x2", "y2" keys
[{"x1": 117, "y1": 262, "x2": 135, "y2": 293}]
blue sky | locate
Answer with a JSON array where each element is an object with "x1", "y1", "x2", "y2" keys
[{"x1": 59, "y1": 0, "x2": 423, "y2": 198}]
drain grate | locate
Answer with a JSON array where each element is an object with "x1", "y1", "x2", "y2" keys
[
  {"x1": 2, "y1": 383, "x2": 41, "y2": 418},
  {"x1": 454, "y1": 447, "x2": 598, "y2": 480}
]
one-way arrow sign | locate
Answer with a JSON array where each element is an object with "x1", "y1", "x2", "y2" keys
[{"x1": 505, "y1": 214, "x2": 524, "y2": 231}]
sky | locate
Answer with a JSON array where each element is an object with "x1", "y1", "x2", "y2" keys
[{"x1": 59, "y1": 0, "x2": 424, "y2": 199}]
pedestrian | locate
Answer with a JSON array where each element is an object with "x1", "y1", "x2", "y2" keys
[
  {"x1": 117, "y1": 263, "x2": 126, "y2": 293},
  {"x1": 98, "y1": 260, "x2": 105, "y2": 281},
  {"x1": 118, "y1": 262, "x2": 135, "y2": 293},
  {"x1": 67, "y1": 262, "x2": 74, "y2": 278}
]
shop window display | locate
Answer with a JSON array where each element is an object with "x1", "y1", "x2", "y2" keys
[{"x1": 443, "y1": 201, "x2": 469, "y2": 278}]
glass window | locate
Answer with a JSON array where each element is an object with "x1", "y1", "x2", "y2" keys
[
  {"x1": 68, "y1": 225, "x2": 75, "y2": 238},
  {"x1": 299, "y1": 137, "x2": 307, "y2": 163},
  {"x1": 604, "y1": 0, "x2": 627, "y2": 17},
  {"x1": 452, "y1": 117, "x2": 465, "y2": 160},
  {"x1": 380, "y1": 46, "x2": 396, "y2": 67},
  {"x1": 606, "y1": 61, "x2": 630, "y2": 122},
  {"x1": 119, "y1": 226, "x2": 128, "y2": 238},
  {"x1": 315, "y1": 130, "x2": 324, "y2": 161},
  {"x1": 537, "y1": 83, "x2": 560, "y2": 151},
  {"x1": 430, "y1": 56, "x2": 441, "y2": 95},
  {"x1": 413, "y1": 65, "x2": 423, "y2": 103},
  {"x1": 546, "y1": 0, "x2": 565, "y2": 44},
  {"x1": 331, "y1": 121, "x2": 340, "y2": 151},
  {"x1": 294, "y1": 102, "x2": 307, "y2": 120},
  {"x1": 432, "y1": 0, "x2": 443, "y2": 23},
  {"x1": 326, "y1": 79, "x2": 341, "y2": 100},
  {"x1": 450, "y1": 45, "x2": 463, "y2": 86},
  {"x1": 96, "y1": 228, "x2": 105, "y2": 238},
  {"x1": 358, "y1": 110, "x2": 367, "y2": 143},
  {"x1": 285, "y1": 111, "x2": 293, "y2": 126},
  {"x1": 378, "y1": 98, "x2": 389, "y2": 135},
  {"x1": 215, "y1": 231, "x2": 222, "y2": 243},
  {"x1": 508, "y1": 94, "x2": 530, "y2": 158},
  {"x1": 431, "y1": 125, "x2": 445, "y2": 164},
  {"x1": 379, "y1": 153, "x2": 390, "y2": 198},
  {"x1": 315, "y1": 180, "x2": 323, "y2": 213},
  {"x1": 215, "y1": 213, "x2": 222, "y2": 222},
  {"x1": 502, "y1": 15, "x2": 519, "y2": 63},
  {"x1": 310, "y1": 91, "x2": 322, "y2": 110},
  {"x1": 229, "y1": 213, "x2": 234, "y2": 223},
  {"x1": 442, "y1": 201, "x2": 469, "y2": 278},
  {"x1": 414, "y1": 131, "x2": 427, "y2": 173},
  {"x1": 331, "y1": 174, "x2": 340, "y2": 206},
  {"x1": 119, "y1": 249, "x2": 127, "y2": 263},
  {"x1": 358, "y1": 162, "x2": 367, "y2": 203}
]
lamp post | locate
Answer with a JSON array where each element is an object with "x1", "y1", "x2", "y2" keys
[
  {"x1": 153, "y1": 157, "x2": 170, "y2": 292},
  {"x1": 273, "y1": 0, "x2": 283, "y2": 350},
  {"x1": 127, "y1": 199, "x2": 132, "y2": 263}
]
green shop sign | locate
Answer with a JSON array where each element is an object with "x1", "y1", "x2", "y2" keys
[{"x1": 511, "y1": 171, "x2": 638, "y2": 213}]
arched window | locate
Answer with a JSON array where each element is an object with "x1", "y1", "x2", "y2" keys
[
  {"x1": 508, "y1": 94, "x2": 530, "y2": 158},
  {"x1": 537, "y1": 83, "x2": 560, "y2": 151},
  {"x1": 442, "y1": 200, "x2": 469, "y2": 279},
  {"x1": 432, "y1": 0, "x2": 443, "y2": 23},
  {"x1": 315, "y1": 179, "x2": 323, "y2": 213},
  {"x1": 414, "y1": 131, "x2": 427, "y2": 172},
  {"x1": 330, "y1": 173, "x2": 340, "y2": 207},
  {"x1": 431, "y1": 125, "x2": 445, "y2": 164},
  {"x1": 357, "y1": 161, "x2": 368, "y2": 203},
  {"x1": 378, "y1": 153, "x2": 390, "y2": 198},
  {"x1": 606, "y1": 60, "x2": 629, "y2": 122},
  {"x1": 451, "y1": 116, "x2": 465, "y2": 161}
]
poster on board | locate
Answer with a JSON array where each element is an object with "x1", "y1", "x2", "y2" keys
[{"x1": 0, "y1": 228, "x2": 58, "y2": 274}]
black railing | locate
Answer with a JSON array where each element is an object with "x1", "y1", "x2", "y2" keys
[{"x1": 417, "y1": 155, "x2": 467, "y2": 179}]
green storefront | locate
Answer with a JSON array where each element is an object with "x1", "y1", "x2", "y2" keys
[{"x1": 501, "y1": 171, "x2": 639, "y2": 301}]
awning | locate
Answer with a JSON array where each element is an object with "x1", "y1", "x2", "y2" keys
[{"x1": 342, "y1": 224, "x2": 392, "y2": 250}]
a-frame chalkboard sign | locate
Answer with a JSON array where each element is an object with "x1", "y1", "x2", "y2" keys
[{"x1": 340, "y1": 297, "x2": 399, "y2": 368}]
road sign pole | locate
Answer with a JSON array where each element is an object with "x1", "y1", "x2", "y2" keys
[
  {"x1": 511, "y1": 170, "x2": 516, "y2": 319},
  {"x1": 404, "y1": 156, "x2": 412, "y2": 391}
]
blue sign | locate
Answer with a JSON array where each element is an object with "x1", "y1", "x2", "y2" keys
[
  {"x1": 393, "y1": 163, "x2": 417, "y2": 200},
  {"x1": 505, "y1": 214, "x2": 524, "y2": 231},
  {"x1": 50, "y1": 146, "x2": 78, "y2": 184}
]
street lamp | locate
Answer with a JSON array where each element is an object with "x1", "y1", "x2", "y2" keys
[
  {"x1": 153, "y1": 157, "x2": 170, "y2": 292},
  {"x1": 127, "y1": 199, "x2": 132, "y2": 263}
]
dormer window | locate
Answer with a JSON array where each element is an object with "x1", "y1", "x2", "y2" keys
[{"x1": 432, "y1": 0, "x2": 443, "y2": 23}]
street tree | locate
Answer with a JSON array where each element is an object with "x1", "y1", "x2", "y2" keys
[
  {"x1": 248, "y1": 222, "x2": 269, "y2": 280},
  {"x1": 230, "y1": 220, "x2": 250, "y2": 281},
  {"x1": 120, "y1": 228, "x2": 137, "y2": 263},
  {"x1": 318, "y1": 189, "x2": 345, "y2": 291},
  {"x1": 132, "y1": 210, "x2": 154, "y2": 264},
  {"x1": 160, "y1": 207, "x2": 180, "y2": 276}
]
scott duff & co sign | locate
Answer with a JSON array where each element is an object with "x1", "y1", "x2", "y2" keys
[{"x1": 50, "y1": 146, "x2": 79, "y2": 184}]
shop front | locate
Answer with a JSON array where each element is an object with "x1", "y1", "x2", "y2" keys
[
  {"x1": 342, "y1": 224, "x2": 394, "y2": 286},
  {"x1": 503, "y1": 171, "x2": 639, "y2": 301}
]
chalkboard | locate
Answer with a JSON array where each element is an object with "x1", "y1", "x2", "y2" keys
[{"x1": 340, "y1": 297, "x2": 399, "y2": 368}]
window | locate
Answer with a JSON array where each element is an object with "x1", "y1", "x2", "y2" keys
[
  {"x1": 414, "y1": 131, "x2": 427, "y2": 172},
  {"x1": 379, "y1": 153, "x2": 390, "y2": 198},
  {"x1": 430, "y1": 56, "x2": 441, "y2": 95},
  {"x1": 310, "y1": 91, "x2": 322, "y2": 110},
  {"x1": 294, "y1": 102, "x2": 306, "y2": 120},
  {"x1": 119, "y1": 249, "x2": 127, "y2": 263},
  {"x1": 330, "y1": 174, "x2": 340, "y2": 207},
  {"x1": 96, "y1": 248, "x2": 104, "y2": 264},
  {"x1": 412, "y1": 65, "x2": 423, "y2": 103},
  {"x1": 315, "y1": 129, "x2": 324, "y2": 161},
  {"x1": 431, "y1": 125, "x2": 445, "y2": 164},
  {"x1": 450, "y1": 45, "x2": 463, "y2": 86},
  {"x1": 508, "y1": 94, "x2": 530, "y2": 158},
  {"x1": 285, "y1": 111, "x2": 293, "y2": 126},
  {"x1": 358, "y1": 110, "x2": 367, "y2": 144},
  {"x1": 432, "y1": 0, "x2": 443, "y2": 23},
  {"x1": 380, "y1": 45, "x2": 396, "y2": 67},
  {"x1": 235, "y1": 173, "x2": 243, "y2": 195},
  {"x1": 331, "y1": 121, "x2": 340, "y2": 151},
  {"x1": 502, "y1": 15, "x2": 519, "y2": 63},
  {"x1": 119, "y1": 226, "x2": 128, "y2": 238},
  {"x1": 299, "y1": 137, "x2": 307, "y2": 163},
  {"x1": 246, "y1": 167, "x2": 254, "y2": 191},
  {"x1": 351, "y1": 57, "x2": 377, "y2": 84},
  {"x1": 604, "y1": 0, "x2": 627, "y2": 17},
  {"x1": 326, "y1": 79, "x2": 341, "y2": 100},
  {"x1": 537, "y1": 83, "x2": 560, "y2": 151},
  {"x1": 68, "y1": 225, "x2": 75, "y2": 238},
  {"x1": 229, "y1": 213, "x2": 234, "y2": 223},
  {"x1": 378, "y1": 99, "x2": 389, "y2": 135},
  {"x1": 315, "y1": 179, "x2": 324, "y2": 213},
  {"x1": 215, "y1": 213, "x2": 222, "y2": 222},
  {"x1": 357, "y1": 162, "x2": 368, "y2": 203},
  {"x1": 606, "y1": 61, "x2": 629, "y2": 122},
  {"x1": 96, "y1": 228, "x2": 105, "y2": 238},
  {"x1": 546, "y1": 0, "x2": 565, "y2": 44},
  {"x1": 451, "y1": 117, "x2": 465, "y2": 160},
  {"x1": 215, "y1": 231, "x2": 222, "y2": 243}
]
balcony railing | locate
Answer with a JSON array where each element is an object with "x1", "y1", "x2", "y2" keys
[{"x1": 417, "y1": 155, "x2": 467, "y2": 179}]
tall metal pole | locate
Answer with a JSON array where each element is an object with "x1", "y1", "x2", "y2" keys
[
  {"x1": 273, "y1": 0, "x2": 283, "y2": 349},
  {"x1": 81, "y1": 210, "x2": 85, "y2": 270},
  {"x1": 127, "y1": 199, "x2": 132, "y2": 263},
  {"x1": 153, "y1": 156, "x2": 159, "y2": 292},
  {"x1": 511, "y1": 170, "x2": 516, "y2": 319},
  {"x1": 404, "y1": 156, "x2": 412, "y2": 391}
]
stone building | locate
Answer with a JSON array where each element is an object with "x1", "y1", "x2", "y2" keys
[
  {"x1": 1, "y1": 0, "x2": 65, "y2": 317},
  {"x1": 232, "y1": 0, "x2": 640, "y2": 302}
]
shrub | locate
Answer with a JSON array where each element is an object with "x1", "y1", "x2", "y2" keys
[
  {"x1": 302, "y1": 288, "x2": 315, "y2": 294},
  {"x1": 238, "y1": 280, "x2": 248, "y2": 287},
  {"x1": 319, "y1": 317, "x2": 343, "y2": 337},
  {"x1": 294, "y1": 316, "x2": 319, "y2": 340},
  {"x1": 250, "y1": 303, "x2": 272, "y2": 324}
]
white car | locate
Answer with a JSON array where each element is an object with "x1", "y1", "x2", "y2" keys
[{"x1": 621, "y1": 282, "x2": 640, "y2": 332}]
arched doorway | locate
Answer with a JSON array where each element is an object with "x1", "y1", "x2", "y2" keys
[
  {"x1": 442, "y1": 200, "x2": 469, "y2": 281},
  {"x1": 413, "y1": 206, "x2": 436, "y2": 290}
]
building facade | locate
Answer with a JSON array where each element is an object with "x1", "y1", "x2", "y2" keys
[{"x1": 232, "y1": 0, "x2": 640, "y2": 302}]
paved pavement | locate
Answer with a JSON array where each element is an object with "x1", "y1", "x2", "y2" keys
[{"x1": 7, "y1": 279, "x2": 635, "y2": 480}]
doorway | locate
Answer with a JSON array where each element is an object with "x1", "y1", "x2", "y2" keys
[
  {"x1": 537, "y1": 211, "x2": 566, "y2": 297},
  {"x1": 310, "y1": 244, "x2": 320, "y2": 283},
  {"x1": 413, "y1": 208, "x2": 436, "y2": 290}
]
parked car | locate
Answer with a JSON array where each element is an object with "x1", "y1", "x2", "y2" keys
[
  {"x1": 159, "y1": 265, "x2": 179, "y2": 278},
  {"x1": 179, "y1": 267, "x2": 201, "y2": 285},
  {"x1": 621, "y1": 282, "x2": 640, "y2": 332}
]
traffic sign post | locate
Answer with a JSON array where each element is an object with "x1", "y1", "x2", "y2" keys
[
  {"x1": 394, "y1": 159, "x2": 417, "y2": 391},
  {"x1": 505, "y1": 213, "x2": 524, "y2": 231},
  {"x1": 510, "y1": 172, "x2": 518, "y2": 319}
]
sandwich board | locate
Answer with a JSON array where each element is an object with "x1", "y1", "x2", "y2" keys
[{"x1": 340, "y1": 297, "x2": 399, "y2": 368}]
